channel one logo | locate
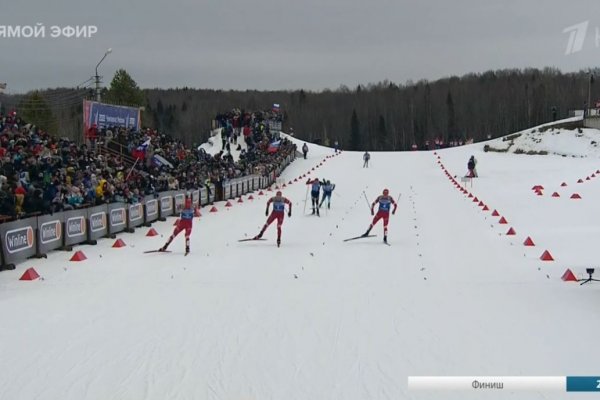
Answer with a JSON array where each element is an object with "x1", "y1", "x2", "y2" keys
[
  {"x1": 5, "y1": 226, "x2": 34, "y2": 254},
  {"x1": 563, "y1": 21, "x2": 590, "y2": 55}
]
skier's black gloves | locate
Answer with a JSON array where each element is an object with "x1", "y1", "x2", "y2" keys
[{"x1": 265, "y1": 210, "x2": 269, "y2": 216}]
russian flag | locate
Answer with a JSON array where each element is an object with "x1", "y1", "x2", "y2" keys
[
  {"x1": 272, "y1": 103, "x2": 280, "y2": 112},
  {"x1": 267, "y1": 140, "x2": 281, "y2": 153},
  {"x1": 132, "y1": 138, "x2": 151, "y2": 159}
]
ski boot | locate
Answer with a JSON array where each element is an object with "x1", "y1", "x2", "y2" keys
[
  {"x1": 253, "y1": 231, "x2": 263, "y2": 240},
  {"x1": 185, "y1": 246, "x2": 190, "y2": 256},
  {"x1": 277, "y1": 238, "x2": 281, "y2": 247},
  {"x1": 361, "y1": 228, "x2": 372, "y2": 238},
  {"x1": 159, "y1": 245, "x2": 168, "y2": 252},
  {"x1": 383, "y1": 235, "x2": 388, "y2": 244}
]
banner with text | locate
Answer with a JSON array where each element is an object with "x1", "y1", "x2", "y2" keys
[{"x1": 83, "y1": 100, "x2": 141, "y2": 134}]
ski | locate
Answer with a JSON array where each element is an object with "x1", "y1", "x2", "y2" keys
[
  {"x1": 143, "y1": 249, "x2": 172, "y2": 254},
  {"x1": 238, "y1": 238, "x2": 268, "y2": 242},
  {"x1": 343, "y1": 235, "x2": 376, "y2": 242}
]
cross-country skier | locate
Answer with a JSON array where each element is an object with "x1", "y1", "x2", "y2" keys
[
  {"x1": 160, "y1": 196, "x2": 194, "y2": 255},
  {"x1": 362, "y1": 188, "x2": 397, "y2": 244},
  {"x1": 253, "y1": 190, "x2": 292, "y2": 247},
  {"x1": 319, "y1": 180, "x2": 336, "y2": 209},
  {"x1": 363, "y1": 151, "x2": 370, "y2": 168},
  {"x1": 306, "y1": 177, "x2": 322, "y2": 216}
]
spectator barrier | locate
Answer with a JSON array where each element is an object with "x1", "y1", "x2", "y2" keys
[
  {"x1": 87, "y1": 205, "x2": 108, "y2": 244},
  {"x1": 0, "y1": 173, "x2": 285, "y2": 270}
]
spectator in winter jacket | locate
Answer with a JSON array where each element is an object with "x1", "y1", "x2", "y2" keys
[{"x1": 467, "y1": 155, "x2": 478, "y2": 178}]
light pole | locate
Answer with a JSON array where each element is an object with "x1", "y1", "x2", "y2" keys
[
  {"x1": 94, "y1": 48, "x2": 112, "y2": 102},
  {"x1": 0, "y1": 82, "x2": 6, "y2": 115},
  {"x1": 588, "y1": 72, "x2": 594, "y2": 117}
]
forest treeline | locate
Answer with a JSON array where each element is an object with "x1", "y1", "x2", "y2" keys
[{"x1": 2, "y1": 67, "x2": 598, "y2": 150}]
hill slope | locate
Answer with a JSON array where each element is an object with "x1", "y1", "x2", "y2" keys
[{"x1": 1, "y1": 124, "x2": 600, "y2": 400}]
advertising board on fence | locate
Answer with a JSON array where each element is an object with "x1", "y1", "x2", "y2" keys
[
  {"x1": 108, "y1": 203, "x2": 127, "y2": 235},
  {"x1": 87, "y1": 205, "x2": 108, "y2": 242},
  {"x1": 128, "y1": 202, "x2": 144, "y2": 230},
  {"x1": 174, "y1": 192, "x2": 185, "y2": 213},
  {"x1": 36, "y1": 214, "x2": 63, "y2": 255},
  {"x1": 144, "y1": 198, "x2": 159, "y2": 223},
  {"x1": 208, "y1": 184, "x2": 215, "y2": 204},
  {"x1": 0, "y1": 217, "x2": 37, "y2": 267},
  {"x1": 63, "y1": 209, "x2": 88, "y2": 247},
  {"x1": 191, "y1": 190, "x2": 200, "y2": 207},
  {"x1": 159, "y1": 193, "x2": 173, "y2": 219}
]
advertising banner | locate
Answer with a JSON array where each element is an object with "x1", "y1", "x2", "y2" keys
[
  {"x1": 83, "y1": 100, "x2": 141, "y2": 133},
  {"x1": 208, "y1": 184, "x2": 215, "y2": 204},
  {"x1": 174, "y1": 191, "x2": 186, "y2": 213},
  {"x1": 107, "y1": 202, "x2": 127, "y2": 235},
  {"x1": 87, "y1": 204, "x2": 108, "y2": 242},
  {"x1": 127, "y1": 202, "x2": 144, "y2": 230},
  {"x1": 159, "y1": 192, "x2": 174, "y2": 219},
  {"x1": 144, "y1": 198, "x2": 159, "y2": 223},
  {"x1": 63, "y1": 209, "x2": 88, "y2": 247},
  {"x1": 191, "y1": 190, "x2": 200, "y2": 207},
  {"x1": 0, "y1": 217, "x2": 37, "y2": 267},
  {"x1": 200, "y1": 187, "x2": 208, "y2": 206},
  {"x1": 36, "y1": 213, "x2": 63, "y2": 255}
]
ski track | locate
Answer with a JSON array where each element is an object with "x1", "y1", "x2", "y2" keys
[{"x1": 1, "y1": 138, "x2": 600, "y2": 399}]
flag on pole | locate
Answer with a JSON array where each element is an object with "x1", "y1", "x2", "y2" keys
[
  {"x1": 151, "y1": 154, "x2": 174, "y2": 168},
  {"x1": 136, "y1": 138, "x2": 151, "y2": 152},
  {"x1": 132, "y1": 138, "x2": 151, "y2": 159},
  {"x1": 272, "y1": 103, "x2": 280, "y2": 112},
  {"x1": 267, "y1": 140, "x2": 281, "y2": 153}
]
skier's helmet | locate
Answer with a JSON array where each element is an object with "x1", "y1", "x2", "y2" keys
[
  {"x1": 383, "y1": 188, "x2": 389, "y2": 196},
  {"x1": 276, "y1": 190, "x2": 282, "y2": 197},
  {"x1": 185, "y1": 197, "x2": 192, "y2": 209}
]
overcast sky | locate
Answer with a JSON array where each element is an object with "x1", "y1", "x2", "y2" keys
[{"x1": 1, "y1": 0, "x2": 600, "y2": 93}]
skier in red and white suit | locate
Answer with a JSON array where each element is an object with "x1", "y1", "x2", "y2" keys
[
  {"x1": 160, "y1": 197, "x2": 194, "y2": 255},
  {"x1": 362, "y1": 188, "x2": 397, "y2": 243},
  {"x1": 254, "y1": 191, "x2": 292, "y2": 247}
]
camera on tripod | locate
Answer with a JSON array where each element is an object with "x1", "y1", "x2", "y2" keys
[{"x1": 580, "y1": 268, "x2": 600, "y2": 285}]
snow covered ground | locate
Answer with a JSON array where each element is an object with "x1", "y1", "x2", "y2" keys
[
  {"x1": 198, "y1": 128, "x2": 248, "y2": 161},
  {"x1": 1, "y1": 122, "x2": 600, "y2": 400}
]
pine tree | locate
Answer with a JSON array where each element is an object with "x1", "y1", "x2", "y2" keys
[
  {"x1": 105, "y1": 69, "x2": 144, "y2": 106},
  {"x1": 377, "y1": 115, "x2": 387, "y2": 150},
  {"x1": 19, "y1": 91, "x2": 57, "y2": 134},
  {"x1": 350, "y1": 109, "x2": 361, "y2": 150},
  {"x1": 446, "y1": 91, "x2": 456, "y2": 139}
]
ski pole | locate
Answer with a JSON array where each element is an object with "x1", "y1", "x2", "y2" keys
[
  {"x1": 363, "y1": 191, "x2": 371, "y2": 211},
  {"x1": 303, "y1": 184, "x2": 309, "y2": 214}
]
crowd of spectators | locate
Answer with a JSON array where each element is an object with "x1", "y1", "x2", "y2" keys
[{"x1": 0, "y1": 108, "x2": 296, "y2": 221}]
